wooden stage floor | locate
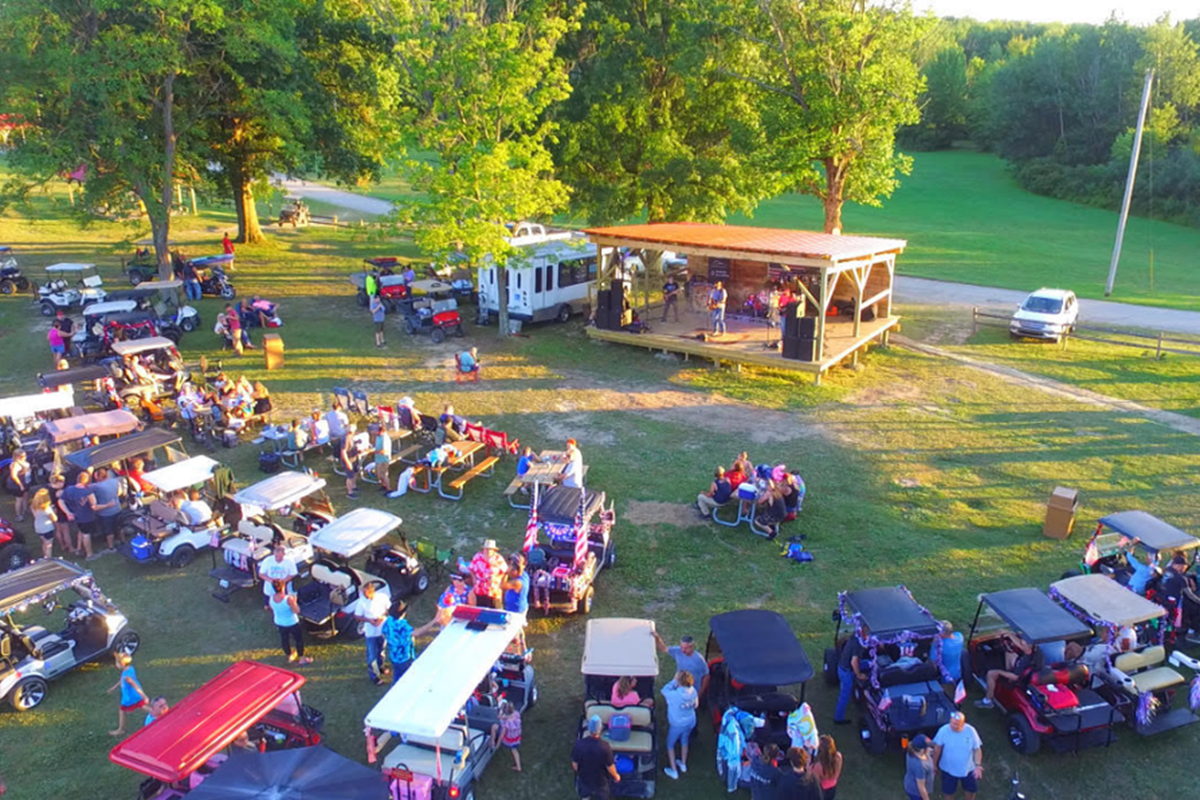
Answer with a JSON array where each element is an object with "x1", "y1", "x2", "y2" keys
[{"x1": 585, "y1": 307, "x2": 899, "y2": 381}]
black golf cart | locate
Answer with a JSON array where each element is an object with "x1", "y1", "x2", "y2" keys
[
  {"x1": 0, "y1": 247, "x2": 29, "y2": 295},
  {"x1": 1069, "y1": 510, "x2": 1200, "y2": 588},
  {"x1": 398, "y1": 280, "x2": 465, "y2": 344},
  {"x1": 523, "y1": 484, "x2": 616, "y2": 615},
  {"x1": 37, "y1": 364, "x2": 121, "y2": 411},
  {"x1": 64, "y1": 427, "x2": 188, "y2": 491},
  {"x1": 824, "y1": 586, "x2": 958, "y2": 753}
]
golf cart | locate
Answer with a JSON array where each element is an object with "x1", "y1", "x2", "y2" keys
[
  {"x1": 966, "y1": 586, "x2": 1121, "y2": 754},
  {"x1": 106, "y1": 280, "x2": 201, "y2": 334},
  {"x1": 0, "y1": 388, "x2": 78, "y2": 454},
  {"x1": 364, "y1": 533, "x2": 431, "y2": 599},
  {"x1": 185, "y1": 255, "x2": 236, "y2": 299},
  {"x1": 108, "y1": 337, "x2": 188, "y2": 406},
  {"x1": 278, "y1": 200, "x2": 310, "y2": 227},
  {"x1": 522, "y1": 484, "x2": 617, "y2": 615},
  {"x1": 110, "y1": 660, "x2": 324, "y2": 799},
  {"x1": 707, "y1": 610, "x2": 814, "y2": 758},
  {"x1": 579, "y1": 618, "x2": 659, "y2": 798},
  {"x1": 0, "y1": 247, "x2": 30, "y2": 295},
  {"x1": 37, "y1": 364, "x2": 121, "y2": 411},
  {"x1": 31, "y1": 409, "x2": 142, "y2": 484},
  {"x1": 297, "y1": 508, "x2": 402, "y2": 639},
  {"x1": 399, "y1": 280, "x2": 465, "y2": 344},
  {"x1": 365, "y1": 606, "x2": 535, "y2": 800},
  {"x1": 123, "y1": 248, "x2": 159, "y2": 286},
  {"x1": 825, "y1": 586, "x2": 957, "y2": 753},
  {"x1": 209, "y1": 471, "x2": 330, "y2": 602},
  {"x1": 1050, "y1": 574, "x2": 1200, "y2": 737},
  {"x1": 352, "y1": 257, "x2": 410, "y2": 310},
  {"x1": 1070, "y1": 511, "x2": 1200, "y2": 587},
  {"x1": 64, "y1": 427, "x2": 189, "y2": 489},
  {"x1": 35, "y1": 263, "x2": 107, "y2": 316},
  {"x1": 0, "y1": 559, "x2": 140, "y2": 711},
  {"x1": 118, "y1": 456, "x2": 232, "y2": 569},
  {"x1": 0, "y1": 519, "x2": 30, "y2": 576}
]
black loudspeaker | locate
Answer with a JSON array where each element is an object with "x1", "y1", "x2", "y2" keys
[
  {"x1": 608, "y1": 283, "x2": 627, "y2": 330},
  {"x1": 782, "y1": 337, "x2": 816, "y2": 362},
  {"x1": 782, "y1": 302, "x2": 801, "y2": 339},
  {"x1": 798, "y1": 316, "x2": 816, "y2": 338},
  {"x1": 596, "y1": 290, "x2": 612, "y2": 328}
]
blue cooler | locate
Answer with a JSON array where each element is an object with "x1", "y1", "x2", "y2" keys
[
  {"x1": 130, "y1": 535, "x2": 154, "y2": 561},
  {"x1": 609, "y1": 713, "x2": 632, "y2": 742},
  {"x1": 737, "y1": 483, "x2": 758, "y2": 502},
  {"x1": 614, "y1": 754, "x2": 635, "y2": 775}
]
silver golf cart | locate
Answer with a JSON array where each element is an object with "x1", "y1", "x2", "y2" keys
[
  {"x1": 119, "y1": 455, "x2": 230, "y2": 568},
  {"x1": 0, "y1": 389, "x2": 78, "y2": 454},
  {"x1": 35, "y1": 262, "x2": 107, "y2": 316}
]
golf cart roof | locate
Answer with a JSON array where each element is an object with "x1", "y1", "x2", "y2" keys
[
  {"x1": 0, "y1": 559, "x2": 92, "y2": 615},
  {"x1": 65, "y1": 427, "x2": 182, "y2": 471},
  {"x1": 134, "y1": 279, "x2": 184, "y2": 291},
  {"x1": 307, "y1": 508, "x2": 402, "y2": 557},
  {"x1": 81, "y1": 300, "x2": 139, "y2": 317},
  {"x1": 189, "y1": 254, "x2": 234, "y2": 267},
  {"x1": 1099, "y1": 511, "x2": 1199, "y2": 553},
  {"x1": 45, "y1": 262, "x2": 97, "y2": 272},
  {"x1": 364, "y1": 256, "x2": 402, "y2": 267},
  {"x1": 110, "y1": 337, "x2": 177, "y2": 356},
  {"x1": 365, "y1": 608, "x2": 526, "y2": 738},
  {"x1": 537, "y1": 485, "x2": 604, "y2": 525},
  {"x1": 581, "y1": 618, "x2": 659, "y2": 677},
  {"x1": 233, "y1": 471, "x2": 327, "y2": 512},
  {"x1": 41, "y1": 410, "x2": 140, "y2": 444},
  {"x1": 709, "y1": 610, "x2": 814, "y2": 686},
  {"x1": 1051, "y1": 574, "x2": 1167, "y2": 627},
  {"x1": 0, "y1": 389, "x2": 76, "y2": 419},
  {"x1": 38, "y1": 365, "x2": 111, "y2": 389},
  {"x1": 407, "y1": 279, "x2": 455, "y2": 295},
  {"x1": 842, "y1": 586, "x2": 940, "y2": 638},
  {"x1": 980, "y1": 588, "x2": 1094, "y2": 644},
  {"x1": 109, "y1": 661, "x2": 306, "y2": 782},
  {"x1": 142, "y1": 455, "x2": 221, "y2": 494}
]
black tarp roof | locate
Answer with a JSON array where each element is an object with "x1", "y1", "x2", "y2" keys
[
  {"x1": 1099, "y1": 511, "x2": 1198, "y2": 553},
  {"x1": 38, "y1": 364, "x2": 113, "y2": 389},
  {"x1": 536, "y1": 485, "x2": 604, "y2": 526},
  {"x1": 65, "y1": 427, "x2": 181, "y2": 470},
  {"x1": 709, "y1": 610, "x2": 813, "y2": 686},
  {"x1": 843, "y1": 586, "x2": 940, "y2": 638},
  {"x1": 0, "y1": 559, "x2": 90, "y2": 614},
  {"x1": 981, "y1": 588, "x2": 1093, "y2": 644}
]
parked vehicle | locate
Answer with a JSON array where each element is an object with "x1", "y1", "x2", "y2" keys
[
  {"x1": 579, "y1": 617, "x2": 659, "y2": 797},
  {"x1": 75, "y1": 302, "x2": 182, "y2": 360},
  {"x1": 0, "y1": 389, "x2": 79, "y2": 453},
  {"x1": 110, "y1": 660, "x2": 324, "y2": 799},
  {"x1": 523, "y1": 484, "x2": 616, "y2": 615},
  {"x1": 1010, "y1": 288, "x2": 1079, "y2": 341},
  {"x1": 0, "y1": 247, "x2": 30, "y2": 295},
  {"x1": 123, "y1": 249, "x2": 158, "y2": 285},
  {"x1": 0, "y1": 519, "x2": 31, "y2": 575},
  {"x1": 278, "y1": 200, "x2": 310, "y2": 227},
  {"x1": 478, "y1": 235, "x2": 602, "y2": 325},
  {"x1": 0, "y1": 559, "x2": 140, "y2": 711},
  {"x1": 64, "y1": 427, "x2": 188, "y2": 488},
  {"x1": 186, "y1": 255, "x2": 236, "y2": 299},
  {"x1": 106, "y1": 279, "x2": 201, "y2": 333},
  {"x1": 365, "y1": 606, "x2": 535, "y2": 800},
  {"x1": 1068, "y1": 510, "x2": 1200, "y2": 585},
  {"x1": 398, "y1": 280, "x2": 465, "y2": 344},
  {"x1": 35, "y1": 263, "x2": 107, "y2": 316},
  {"x1": 31, "y1": 409, "x2": 141, "y2": 484},
  {"x1": 107, "y1": 337, "x2": 188, "y2": 406},
  {"x1": 118, "y1": 455, "x2": 231, "y2": 569},
  {"x1": 364, "y1": 533, "x2": 430, "y2": 599}
]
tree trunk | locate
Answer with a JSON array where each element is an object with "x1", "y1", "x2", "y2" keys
[
  {"x1": 156, "y1": 70, "x2": 178, "y2": 279},
  {"x1": 232, "y1": 161, "x2": 265, "y2": 244},
  {"x1": 822, "y1": 157, "x2": 846, "y2": 235},
  {"x1": 497, "y1": 262, "x2": 510, "y2": 337}
]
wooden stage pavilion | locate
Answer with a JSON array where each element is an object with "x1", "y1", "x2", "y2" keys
[{"x1": 582, "y1": 223, "x2": 908, "y2": 384}]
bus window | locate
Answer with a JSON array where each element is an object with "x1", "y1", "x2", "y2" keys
[
  {"x1": 545, "y1": 265, "x2": 554, "y2": 292},
  {"x1": 535, "y1": 268, "x2": 543, "y2": 294},
  {"x1": 516, "y1": 271, "x2": 522, "y2": 289},
  {"x1": 585, "y1": 257, "x2": 597, "y2": 281},
  {"x1": 558, "y1": 262, "x2": 573, "y2": 288}
]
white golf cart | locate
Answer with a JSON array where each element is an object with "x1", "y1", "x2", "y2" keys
[
  {"x1": 35, "y1": 262, "x2": 107, "y2": 316},
  {"x1": 297, "y1": 508, "x2": 402, "y2": 639},
  {"x1": 366, "y1": 607, "x2": 536, "y2": 800},
  {"x1": 107, "y1": 336, "x2": 188, "y2": 405},
  {"x1": 209, "y1": 471, "x2": 330, "y2": 602},
  {"x1": 119, "y1": 455, "x2": 229, "y2": 568},
  {"x1": 0, "y1": 559, "x2": 140, "y2": 711},
  {"x1": 0, "y1": 388, "x2": 77, "y2": 454}
]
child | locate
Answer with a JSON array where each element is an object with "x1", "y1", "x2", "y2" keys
[
  {"x1": 493, "y1": 700, "x2": 523, "y2": 772},
  {"x1": 31, "y1": 488, "x2": 58, "y2": 559},
  {"x1": 107, "y1": 652, "x2": 149, "y2": 737}
]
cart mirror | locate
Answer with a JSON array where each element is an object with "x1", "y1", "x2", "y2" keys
[{"x1": 831, "y1": 610, "x2": 841, "y2": 623}]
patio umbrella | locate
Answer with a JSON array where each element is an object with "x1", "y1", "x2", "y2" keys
[{"x1": 185, "y1": 746, "x2": 388, "y2": 800}]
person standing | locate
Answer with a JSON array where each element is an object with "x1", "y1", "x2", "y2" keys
[
  {"x1": 903, "y1": 734, "x2": 936, "y2": 800},
  {"x1": 54, "y1": 309, "x2": 76, "y2": 357},
  {"x1": 370, "y1": 292, "x2": 386, "y2": 348},
  {"x1": 6, "y1": 449, "x2": 30, "y2": 522},
  {"x1": 747, "y1": 744, "x2": 783, "y2": 800},
  {"x1": 561, "y1": 438, "x2": 585, "y2": 489},
  {"x1": 107, "y1": 652, "x2": 149, "y2": 737},
  {"x1": 380, "y1": 600, "x2": 436, "y2": 684},
  {"x1": 571, "y1": 715, "x2": 620, "y2": 800},
  {"x1": 61, "y1": 471, "x2": 113, "y2": 560},
  {"x1": 222, "y1": 231, "x2": 235, "y2": 256},
  {"x1": 773, "y1": 747, "x2": 823, "y2": 800},
  {"x1": 494, "y1": 699, "x2": 524, "y2": 772},
  {"x1": 660, "y1": 670, "x2": 699, "y2": 780},
  {"x1": 326, "y1": 400, "x2": 349, "y2": 453},
  {"x1": 91, "y1": 467, "x2": 124, "y2": 554},
  {"x1": 661, "y1": 275, "x2": 681, "y2": 323},
  {"x1": 709, "y1": 281, "x2": 728, "y2": 335},
  {"x1": 31, "y1": 488, "x2": 58, "y2": 559},
  {"x1": 340, "y1": 422, "x2": 361, "y2": 499},
  {"x1": 47, "y1": 324, "x2": 66, "y2": 364},
  {"x1": 652, "y1": 630, "x2": 711, "y2": 703},
  {"x1": 939, "y1": 621, "x2": 965, "y2": 691},
  {"x1": 932, "y1": 712, "x2": 983, "y2": 800},
  {"x1": 811, "y1": 735, "x2": 843, "y2": 800},
  {"x1": 181, "y1": 258, "x2": 201, "y2": 301},
  {"x1": 224, "y1": 304, "x2": 249, "y2": 354},
  {"x1": 356, "y1": 582, "x2": 391, "y2": 684},
  {"x1": 48, "y1": 473, "x2": 73, "y2": 555},
  {"x1": 438, "y1": 573, "x2": 471, "y2": 615},
  {"x1": 269, "y1": 580, "x2": 311, "y2": 665},
  {"x1": 260, "y1": 544, "x2": 298, "y2": 610},
  {"x1": 371, "y1": 424, "x2": 392, "y2": 493},
  {"x1": 833, "y1": 627, "x2": 868, "y2": 725},
  {"x1": 469, "y1": 540, "x2": 509, "y2": 610}
]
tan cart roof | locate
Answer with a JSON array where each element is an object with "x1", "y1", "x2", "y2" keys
[
  {"x1": 1051, "y1": 574, "x2": 1166, "y2": 627},
  {"x1": 582, "y1": 618, "x2": 659, "y2": 677}
]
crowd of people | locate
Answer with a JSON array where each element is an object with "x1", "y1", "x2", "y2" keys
[{"x1": 697, "y1": 452, "x2": 805, "y2": 539}]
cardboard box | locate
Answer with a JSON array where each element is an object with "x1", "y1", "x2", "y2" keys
[
  {"x1": 263, "y1": 333, "x2": 284, "y2": 370},
  {"x1": 1043, "y1": 486, "x2": 1079, "y2": 540}
]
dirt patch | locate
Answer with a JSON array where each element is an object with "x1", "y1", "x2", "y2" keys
[
  {"x1": 624, "y1": 500, "x2": 699, "y2": 528},
  {"x1": 643, "y1": 584, "x2": 683, "y2": 614},
  {"x1": 843, "y1": 381, "x2": 922, "y2": 407},
  {"x1": 542, "y1": 415, "x2": 617, "y2": 447},
  {"x1": 895, "y1": 477, "x2": 921, "y2": 488}
]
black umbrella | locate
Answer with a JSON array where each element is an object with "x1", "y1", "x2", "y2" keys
[{"x1": 185, "y1": 746, "x2": 388, "y2": 800}]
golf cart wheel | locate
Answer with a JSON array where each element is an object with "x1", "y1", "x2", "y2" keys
[
  {"x1": 1008, "y1": 713, "x2": 1041, "y2": 754},
  {"x1": 404, "y1": 318, "x2": 416, "y2": 335},
  {"x1": 822, "y1": 647, "x2": 840, "y2": 687},
  {"x1": 220, "y1": 285, "x2": 236, "y2": 300},
  {"x1": 113, "y1": 629, "x2": 141, "y2": 657},
  {"x1": 129, "y1": 272, "x2": 145, "y2": 286},
  {"x1": 9, "y1": 676, "x2": 48, "y2": 711},
  {"x1": 0, "y1": 279, "x2": 12, "y2": 295},
  {"x1": 180, "y1": 316, "x2": 198, "y2": 333},
  {"x1": 431, "y1": 327, "x2": 446, "y2": 344},
  {"x1": 581, "y1": 586, "x2": 595, "y2": 615},
  {"x1": 345, "y1": 619, "x2": 366, "y2": 641},
  {"x1": 605, "y1": 542, "x2": 616, "y2": 568},
  {"x1": 163, "y1": 328, "x2": 182, "y2": 345},
  {"x1": 557, "y1": 304, "x2": 572, "y2": 324},
  {"x1": 356, "y1": 289, "x2": 368, "y2": 308},
  {"x1": 168, "y1": 544, "x2": 196, "y2": 569},
  {"x1": 40, "y1": 302, "x2": 56, "y2": 317},
  {"x1": 454, "y1": 324, "x2": 465, "y2": 338},
  {"x1": 15, "y1": 277, "x2": 30, "y2": 292},
  {"x1": 414, "y1": 570, "x2": 430, "y2": 595},
  {"x1": 460, "y1": 782, "x2": 476, "y2": 800},
  {"x1": 528, "y1": 682, "x2": 539, "y2": 709},
  {"x1": 859, "y1": 714, "x2": 886, "y2": 755},
  {"x1": 0, "y1": 543, "x2": 31, "y2": 574}
]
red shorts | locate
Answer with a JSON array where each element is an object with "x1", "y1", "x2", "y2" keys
[{"x1": 120, "y1": 698, "x2": 147, "y2": 713}]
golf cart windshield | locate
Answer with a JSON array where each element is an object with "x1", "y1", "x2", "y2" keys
[
  {"x1": 0, "y1": 559, "x2": 94, "y2": 616},
  {"x1": 109, "y1": 661, "x2": 306, "y2": 782},
  {"x1": 581, "y1": 618, "x2": 659, "y2": 677},
  {"x1": 1023, "y1": 295, "x2": 1063, "y2": 314},
  {"x1": 841, "y1": 586, "x2": 941, "y2": 638},
  {"x1": 708, "y1": 610, "x2": 813, "y2": 686},
  {"x1": 307, "y1": 508, "x2": 401, "y2": 558},
  {"x1": 0, "y1": 390, "x2": 76, "y2": 420},
  {"x1": 233, "y1": 471, "x2": 327, "y2": 513},
  {"x1": 1098, "y1": 511, "x2": 1199, "y2": 554},
  {"x1": 142, "y1": 455, "x2": 220, "y2": 494},
  {"x1": 1050, "y1": 574, "x2": 1167, "y2": 628},
  {"x1": 65, "y1": 428, "x2": 184, "y2": 471},
  {"x1": 41, "y1": 410, "x2": 140, "y2": 445},
  {"x1": 365, "y1": 607, "x2": 525, "y2": 739},
  {"x1": 979, "y1": 588, "x2": 1094, "y2": 644}
]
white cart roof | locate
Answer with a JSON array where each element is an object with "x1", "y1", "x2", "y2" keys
[
  {"x1": 365, "y1": 609, "x2": 525, "y2": 738},
  {"x1": 82, "y1": 300, "x2": 139, "y2": 317},
  {"x1": 0, "y1": 389, "x2": 76, "y2": 419},
  {"x1": 582, "y1": 618, "x2": 659, "y2": 677},
  {"x1": 46, "y1": 263, "x2": 97, "y2": 272},
  {"x1": 1051, "y1": 574, "x2": 1167, "y2": 627},
  {"x1": 136, "y1": 279, "x2": 184, "y2": 291},
  {"x1": 308, "y1": 508, "x2": 402, "y2": 557},
  {"x1": 111, "y1": 337, "x2": 177, "y2": 356},
  {"x1": 143, "y1": 456, "x2": 221, "y2": 494},
  {"x1": 233, "y1": 471, "x2": 326, "y2": 511}
]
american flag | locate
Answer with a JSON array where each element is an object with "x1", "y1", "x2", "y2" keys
[
  {"x1": 1083, "y1": 531, "x2": 1101, "y2": 567},
  {"x1": 954, "y1": 680, "x2": 967, "y2": 705},
  {"x1": 523, "y1": 503, "x2": 539, "y2": 553},
  {"x1": 573, "y1": 490, "x2": 589, "y2": 568}
]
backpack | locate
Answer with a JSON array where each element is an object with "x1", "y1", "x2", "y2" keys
[{"x1": 222, "y1": 429, "x2": 239, "y2": 448}]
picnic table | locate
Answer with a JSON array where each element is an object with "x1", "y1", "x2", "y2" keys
[
  {"x1": 505, "y1": 450, "x2": 589, "y2": 509},
  {"x1": 411, "y1": 440, "x2": 491, "y2": 497}
]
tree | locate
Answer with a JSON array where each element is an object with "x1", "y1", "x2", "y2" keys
[
  {"x1": 717, "y1": 0, "x2": 928, "y2": 233},
  {"x1": 919, "y1": 46, "x2": 971, "y2": 148}
]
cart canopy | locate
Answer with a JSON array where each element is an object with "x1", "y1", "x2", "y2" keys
[
  {"x1": 233, "y1": 471, "x2": 327, "y2": 512},
  {"x1": 81, "y1": 300, "x2": 138, "y2": 317},
  {"x1": 365, "y1": 608, "x2": 525, "y2": 739},
  {"x1": 537, "y1": 485, "x2": 604, "y2": 526},
  {"x1": 582, "y1": 618, "x2": 659, "y2": 677},
  {"x1": 0, "y1": 559, "x2": 92, "y2": 615},
  {"x1": 0, "y1": 389, "x2": 76, "y2": 418},
  {"x1": 134, "y1": 279, "x2": 184, "y2": 292},
  {"x1": 109, "y1": 661, "x2": 305, "y2": 783},
  {"x1": 110, "y1": 336, "x2": 177, "y2": 357},
  {"x1": 142, "y1": 455, "x2": 221, "y2": 494},
  {"x1": 709, "y1": 610, "x2": 813, "y2": 686},
  {"x1": 981, "y1": 588, "x2": 1093, "y2": 644},
  {"x1": 65, "y1": 428, "x2": 182, "y2": 471},
  {"x1": 189, "y1": 254, "x2": 234, "y2": 268},
  {"x1": 841, "y1": 586, "x2": 940, "y2": 638},
  {"x1": 1050, "y1": 574, "x2": 1167, "y2": 627},
  {"x1": 42, "y1": 410, "x2": 140, "y2": 445},
  {"x1": 307, "y1": 508, "x2": 401, "y2": 558},
  {"x1": 1098, "y1": 511, "x2": 1199, "y2": 554},
  {"x1": 45, "y1": 262, "x2": 96, "y2": 273},
  {"x1": 407, "y1": 279, "x2": 455, "y2": 295},
  {"x1": 183, "y1": 746, "x2": 387, "y2": 800},
  {"x1": 38, "y1": 365, "x2": 111, "y2": 390}
]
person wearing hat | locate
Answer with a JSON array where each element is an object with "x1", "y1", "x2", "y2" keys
[
  {"x1": 438, "y1": 572, "x2": 471, "y2": 614},
  {"x1": 903, "y1": 734, "x2": 936, "y2": 800},
  {"x1": 355, "y1": 581, "x2": 391, "y2": 685},
  {"x1": 1159, "y1": 552, "x2": 1193, "y2": 625},
  {"x1": 932, "y1": 711, "x2": 983, "y2": 800},
  {"x1": 469, "y1": 540, "x2": 509, "y2": 610},
  {"x1": 381, "y1": 600, "x2": 438, "y2": 684},
  {"x1": 571, "y1": 714, "x2": 620, "y2": 799}
]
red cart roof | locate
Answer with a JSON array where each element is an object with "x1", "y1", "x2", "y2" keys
[{"x1": 109, "y1": 661, "x2": 305, "y2": 782}]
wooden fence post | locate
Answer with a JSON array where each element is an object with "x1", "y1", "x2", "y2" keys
[
  {"x1": 972, "y1": 306, "x2": 978, "y2": 336},
  {"x1": 1157, "y1": 333, "x2": 1163, "y2": 359},
  {"x1": 332, "y1": 215, "x2": 338, "y2": 229}
]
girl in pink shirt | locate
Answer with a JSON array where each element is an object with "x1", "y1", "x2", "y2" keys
[{"x1": 611, "y1": 676, "x2": 653, "y2": 708}]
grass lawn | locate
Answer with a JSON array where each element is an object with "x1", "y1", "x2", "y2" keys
[{"x1": 4, "y1": 181, "x2": 1200, "y2": 800}]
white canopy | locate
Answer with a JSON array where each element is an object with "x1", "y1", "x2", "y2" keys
[
  {"x1": 1052, "y1": 574, "x2": 1167, "y2": 627},
  {"x1": 135, "y1": 279, "x2": 184, "y2": 291},
  {"x1": 365, "y1": 610, "x2": 525, "y2": 739},
  {"x1": 307, "y1": 507, "x2": 401, "y2": 558},
  {"x1": 233, "y1": 471, "x2": 326, "y2": 512},
  {"x1": 143, "y1": 456, "x2": 221, "y2": 494},
  {"x1": 0, "y1": 389, "x2": 76, "y2": 419},
  {"x1": 46, "y1": 263, "x2": 96, "y2": 272},
  {"x1": 582, "y1": 618, "x2": 659, "y2": 677},
  {"x1": 111, "y1": 337, "x2": 177, "y2": 356},
  {"x1": 82, "y1": 300, "x2": 138, "y2": 317}
]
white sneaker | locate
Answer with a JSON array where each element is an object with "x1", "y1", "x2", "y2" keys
[
  {"x1": 663, "y1": 767, "x2": 679, "y2": 780},
  {"x1": 678, "y1": 762, "x2": 687, "y2": 774}
]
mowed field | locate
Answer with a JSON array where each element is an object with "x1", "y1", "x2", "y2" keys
[{"x1": 3, "y1": 170, "x2": 1200, "y2": 800}]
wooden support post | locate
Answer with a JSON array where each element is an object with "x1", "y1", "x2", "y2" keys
[
  {"x1": 817, "y1": 271, "x2": 829, "y2": 361},
  {"x1": 175, "y1": 184, "x2": 183, "y2": 206},
  {"x1": 814, "y1": 371, "x2": 822, "y2": 386},
  {"x1": 972, "y1": 306, "x2": 979, "y2": 335},
  {"x1": 1157, "y1": 332, "x2": 1164, "y2": 359},
  {"x1": 66, "y1": 183, "x2": 75, "y2": 206},
  {"x1": 333, "y1": 215, "x2": 338, "y2": 228},
  {"x1": 189, "y1": 186, "x2": 198, "y2": 215}
]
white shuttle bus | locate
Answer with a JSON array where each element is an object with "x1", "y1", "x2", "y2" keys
[{"x1": 477, "y1": 233, "x2": 599, "y2": 324}]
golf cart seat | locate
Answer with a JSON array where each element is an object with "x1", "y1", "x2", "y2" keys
[
  {"x1": 584, "y1": 702, "x2": 655, "y2": 753},
  {"x1": 382, "y1": 726, "x2": 480, "y2": 775},
  {"x1": 1114, "y1": 646, "x2": 1185, "y2": 693},
  {"x1": 878, "y1": 660, "x2": 940, "y2": 687},
  {"x1": 309, "y1": 563, "x2": 353, "y2": 607}
]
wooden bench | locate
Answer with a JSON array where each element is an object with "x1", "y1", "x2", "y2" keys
[{"x1": 439, "y1": 456, "x2": 499, "y2": 500}]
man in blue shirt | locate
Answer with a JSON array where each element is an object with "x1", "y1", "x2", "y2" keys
[
  {"x1": 381, "y1": 601, "x2": 437, "y2": 684},
  {"x1": 503, "y1": 554, "x2": 531, "y2": 614},
  {"x1": 1123, "y1": 538, "x2": 1157, "y2": 595},
  {"x1": 939, "y1": 621, "x2": 965, "y2": 684},
  {"x1": 653, "y1": 630, "x2": 710, "y2": 702}
]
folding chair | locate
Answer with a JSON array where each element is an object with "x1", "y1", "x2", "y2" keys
[
  {"x1": 484, "y1": 429, "x2": 519, "y2": 457},
  {"x1": 464, "y1": 421, "x2": 485, "y2": 443},
  {"x1": 414, "y1": 539, "x2": 454, "y2": 582},
  {"x1": 332, "y1": 386, "x2": 351, "y2": 412},
  {"x1": 351, "y1": 389, "x2": 370, "y2": 416}
]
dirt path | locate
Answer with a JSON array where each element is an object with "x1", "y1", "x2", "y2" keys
[
  {"x1": 274, "y1": 177, "x2": 392, "y2": 216},
  {"x1": 895, "y1": 335, "x2": 1200, "y2": 436}
]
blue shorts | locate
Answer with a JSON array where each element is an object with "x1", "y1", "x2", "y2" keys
[
  {"x1": 941, "y1": 769, "x2": 978, "y2": 795},
  {"x1": 666, "y1": 722, "x2": 695, "y2": 750},
  {"x1": 51, "y1": 344, "x2": 65, "y2": 356}
]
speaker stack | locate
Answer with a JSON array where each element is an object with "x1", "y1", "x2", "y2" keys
[
  {"x1": 781, "y1": 302, "x2": 817, "y2": 361},
  {"x1": 594, "y1": 284, "x2": 627, "y2": 331}
]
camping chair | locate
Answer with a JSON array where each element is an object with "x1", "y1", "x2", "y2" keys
[
  {"x1": 332, "y1": 387, "x2": 352, "y2": 413},
  {"x1": 414, "y1": 538, "x2": 454, "y2": 582},
  {"x1": 454, "y1": 352, "x2": 480, "y2": 383},
  {"x1": 464, "y1": 421, "x2": 485, "y2": 443},
  {"x1": 483, "y1": 429, "x2": 519, "y2": 457},
  {"x1": 351, "y1": 390, "x2": 371, "y2": 416}
]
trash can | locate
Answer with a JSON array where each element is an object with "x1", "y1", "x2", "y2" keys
[
  {"x1": 1043, "y1": 486, "x2": 1078, "y2": 540},
  {"x1": 263, "y1": 333, "x2": 284, "y2": 370}
]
